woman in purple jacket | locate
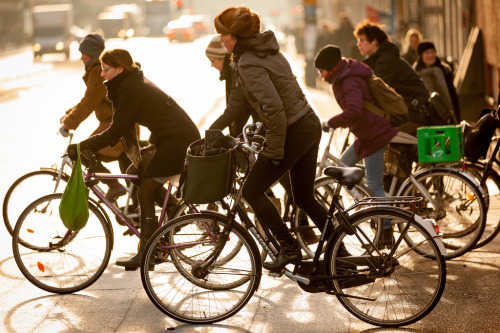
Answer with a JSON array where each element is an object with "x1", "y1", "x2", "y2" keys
[{"x1": 315, "y1": 45, "x2": 398, "y2": 247}]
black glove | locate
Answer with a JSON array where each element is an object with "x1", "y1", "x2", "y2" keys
[
  {"x1": 321, "y1": 121, "x2": 330, "y2": 133},
  {"x1": 67, "y1": 143, "x2": 78, "y2": 161},
  {"x1": 260, "y1": 155, "x2": 281, "y2": 167}
]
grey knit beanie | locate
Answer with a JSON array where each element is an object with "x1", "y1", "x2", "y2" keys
[
  {"x1": 205, "y1": 36, "x2": 227, "y2": 59},
  {"x1": 79, "y1": 34, "x2": 105, "y2": 57}
]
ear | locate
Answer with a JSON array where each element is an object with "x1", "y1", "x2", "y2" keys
[{"x1": 118, "y1": 67, "x2": 124, "y2": 73}]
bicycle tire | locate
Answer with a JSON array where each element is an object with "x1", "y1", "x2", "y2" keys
[
  {"x1": 397, "y1": 167, "x2": 486, "y2": 259},
  {"x1": 3, "y1": 169, "x2": 70, "y2": 237},
  {"x1": 462, "y1": 162, "x2": 500, "y2": 248},
  {"x1": 141, "y1": 212, "x2": 262, "y2": 324},
  {"x1": 294, "y1": 176, "x2": 374, "y2": 258},
  {"x1": 327, "y1": 207, "x2": 446, "y2": 327},
  {"x1": 12, "y1": 193, "x2": 112, "y2": 294}
]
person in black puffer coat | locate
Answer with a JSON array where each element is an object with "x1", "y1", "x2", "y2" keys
[{"x1": 68, "y1": 49, "x2": 200, "y2": 270}]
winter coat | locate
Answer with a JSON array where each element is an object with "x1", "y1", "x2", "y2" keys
[
  {"x1": 81, "y1": 67, "x2": 200, "y2": 178},
  {"x1": 62, "y1": 58, "x2": 124, "y2": 162},
  {"x1": 326, "y1": 58, "x2": 398, "y2": 158},
  {"x1": 401, "y1": 47, "x2": 418, "y2": 66},
  {"x1": 414, "y1": 58, "x2": 461, "y2": 122},
  {"x1": 233, "y1": 30, "x2": 312, "y2": 159},
  {"x1": 364, "y1": 40, "x2": 430, "y2": 124},
  {"x1": 209, "y1": 54, "x2": 260, "y2": 137}
]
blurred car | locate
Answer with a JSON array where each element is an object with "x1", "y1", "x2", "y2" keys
[{"x1": 163, "y1": 14, "x2": 210, "y2": 42}]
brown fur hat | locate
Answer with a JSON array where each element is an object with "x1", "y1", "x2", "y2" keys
[{"x1": 214, "y1": 6, "x2": 261, "y2": 39}]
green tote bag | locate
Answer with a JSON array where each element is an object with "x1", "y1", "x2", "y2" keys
[{"x1": 59, "y1": 143, "x2": 90, "y2": 231}]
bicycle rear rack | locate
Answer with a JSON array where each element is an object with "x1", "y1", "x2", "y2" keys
[{"x1": 348, "y1": 196, "x2": 422, "y2": 212}]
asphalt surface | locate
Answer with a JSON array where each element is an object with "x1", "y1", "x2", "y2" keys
[{"x1": 1, "y1": 60, "x2": 500, "y2": 333}]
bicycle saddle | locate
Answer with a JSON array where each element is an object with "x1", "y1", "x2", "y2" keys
[{"x1": 324, "y1": 166, "x2": 365, "y2": 189}]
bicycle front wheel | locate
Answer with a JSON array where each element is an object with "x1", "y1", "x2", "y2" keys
[
  {"x1": 398, "y1": 167, "x2": 486, "y2": 259},
  {"x1": 141, "y1": 212, "x2": 262, "y2": 324},
  {"x1": 327, "y1": 207, "x2": 446, "y2": 327},
  {"x1": 3, "y1": 169, "x2": 69, "y2": 237},
  {"x1": 12, "y1": 193, "x2": 112, "y2": 294}
]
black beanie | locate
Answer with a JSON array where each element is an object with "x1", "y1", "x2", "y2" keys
[
  {"x1": 314, "y1": 45, "x2": 342, "y2": 71},
  {"x1": 417, "y1": 41, "x2": 435, "y2": 56},
  {"x1": 79, "y1": 34, "x2": 105, "y2": 57}
]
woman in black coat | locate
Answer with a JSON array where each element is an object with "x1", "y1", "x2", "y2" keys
[{"x1": 69, "y1": 48, "x2": 200, "y2": 269}]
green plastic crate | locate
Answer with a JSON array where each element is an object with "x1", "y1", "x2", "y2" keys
[{"x1": 417, "y1": 125, "x2": 464, "y2": 163}]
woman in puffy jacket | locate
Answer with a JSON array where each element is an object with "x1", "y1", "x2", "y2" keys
[{"x1": 214, "y1": 6, "x2": 329, "y2": 272}]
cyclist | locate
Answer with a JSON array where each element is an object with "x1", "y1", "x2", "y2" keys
[
  {"x1": 214, "y1": 6, "x2": 332, "y2": 272},
  {"x1": 204, "y1": 35, "x2": 319, "y2": 244},
  {"x1": 60, "y1": 34, "x2": 131, "y2": 202},
  {"x1": 68, "y1": 48, "x2": 200, "y2": 270},
  {"x1": 315, "y1": 45, "x2": 398, "y2": 248}
]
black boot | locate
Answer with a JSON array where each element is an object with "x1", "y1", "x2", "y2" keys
[
  {"x1": 263, "y1": 237, "x2": 302, "y2": 273},
  {"x1": 116, "y1": 216, "x2": 158, "y2": 270},
  {"x1": 103, "y1": 179, "x2": 127, "y2": 202}
]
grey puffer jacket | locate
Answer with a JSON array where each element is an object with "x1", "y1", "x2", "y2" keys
[{"x1": 233, "y1": 31, "x2": 312, "y2": 159}]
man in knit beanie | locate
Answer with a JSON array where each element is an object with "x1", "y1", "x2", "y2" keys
[{"x1": 60, "y1": 32, "x2": 129, "y2": 202}]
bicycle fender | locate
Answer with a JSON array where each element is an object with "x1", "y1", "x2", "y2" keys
[{"x1": 412, "y1": 214, "x2": 447, "y2": 256}]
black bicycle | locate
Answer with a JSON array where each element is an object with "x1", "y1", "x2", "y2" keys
[{"x1": 139, "y1": 123, "x2": 447, "y2": 327}]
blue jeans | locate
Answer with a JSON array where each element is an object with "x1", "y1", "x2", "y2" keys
[{"x1": 341, "y1": 144, "x2": 391, "y2": 230}]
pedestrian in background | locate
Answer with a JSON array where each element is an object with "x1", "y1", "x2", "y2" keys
[
  {"x1": 401, "y1": 28, "x2": 423, "y2": 66},
  {"x1": 214, "y1": 5, "x2": 332, "y2": 272},
  {"x1": 60, "y1": 34, "x2": 130, "y2": 201},
  {"x1": 414, "y1": 40, "x2": 461, "y2": 122},
  {"x1": 315, "y1": 45, "x2": 398, "y2": 247},
  {"x1": 354, "y1": 20, "x2": 438, "y2": 135}
]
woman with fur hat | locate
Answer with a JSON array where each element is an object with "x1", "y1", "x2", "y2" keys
[
  {"x1": 315, "y1": 44, "x2": 398, "y2": 248},
  {"x1": 60, "y1": 34, "x2": 131, "y2": 202},
  {"x1": 414, "y1": 41, "x2": 461, "y2": 122},
  {"x1": 214, "y1": 6, "x2": 330, "y2": 272}
]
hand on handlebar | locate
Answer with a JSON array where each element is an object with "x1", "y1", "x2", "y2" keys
[
  {"x1": 67, "y1": 143, "x2": 78, "y2": 161},
  {"x1": 321, "y1": 121, "x2": 330, "y2": 133},
  {"x1": 59, "y1": 123, "x2": 70, "y2": 137}
]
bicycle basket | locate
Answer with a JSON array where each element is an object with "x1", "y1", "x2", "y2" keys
[{"x1": 180, "y1": 134, "x2": 238, "y2": 204}]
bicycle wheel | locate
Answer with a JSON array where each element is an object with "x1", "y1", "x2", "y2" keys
[
  {"x1": 3, "y1": 169, "x2": 69, "y2": 237},
  {"x1": 398, "y1": 167, "x2": 486, "y2": 259},
  {"x1": 141, "y1": 213, "x2": 262, "y2": 324},
  {"x1": 462, "y1": 162, "x2": 500, "y2": 248},
  {"x1": 12, "y1": 193, "x2": 112, "y2": 294},
  {"x1": 327, "y1": 207, "x2": 446, "y2": 327},
  {"x1": 295, "y1": 176, "x2": 374, "y2": 258}
]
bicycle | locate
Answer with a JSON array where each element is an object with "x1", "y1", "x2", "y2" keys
[
  {"x1": 317, "y1": 127, "x2": 487, "y2": 260},
  {"x1": 3, "y1": 132, "x2": 140, "y2": 238},
  {"x1": 140, "y1": 123, "x2": 447, "y2": 327},
  {"x1": 11, "y1": 149, "x2": 217, "y2": 294}
]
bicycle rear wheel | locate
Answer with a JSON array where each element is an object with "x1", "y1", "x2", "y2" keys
[
  {"x1": 398, "y1": 167, "x2": 486, "y2": 259},
  {"x1": 141, "y1": 213, "x2": 262, "y2": 324},
  {"x1": 327, "y1": 207, "x2": 446, "y2": 327},
  {"x1": 12, "y1": 193, "x2": 112, "y2": 294},
  {"x1": 3, "y1": 169, "x2": 69, "y2": 237}
]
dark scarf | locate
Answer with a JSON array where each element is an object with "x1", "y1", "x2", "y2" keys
[{"x1": 104, "y1": 68, "x2": 143, "y2": 173}]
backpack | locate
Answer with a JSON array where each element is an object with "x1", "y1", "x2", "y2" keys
[
  {"x1": 362, "y1": 74, "x2": 409, "y2": 127},
  {"x1": 463, "y1": 109, "x2": 500, "y2": 161}
]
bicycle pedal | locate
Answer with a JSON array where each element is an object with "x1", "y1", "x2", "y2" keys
[
  {"x1": 123, "y1": 229, "x2": 136, "y2": 237},
  {"x1": 268, "y1": 269, "x2": 285, "y2": 278},
  {"x1": 124, "y1": 267, "x2": 138, "y2": 272}
]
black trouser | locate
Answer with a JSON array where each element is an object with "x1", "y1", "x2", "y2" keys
[{"x1": 242, "y1": 112, "x2": 329, "y2": 241}]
